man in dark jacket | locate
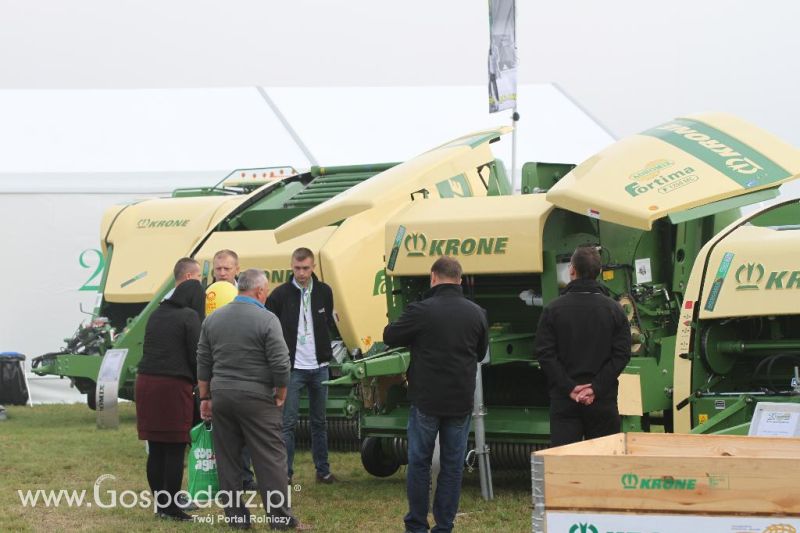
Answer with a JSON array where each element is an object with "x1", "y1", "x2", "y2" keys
[
  {"x1": 534, "y1": 245, "x2": 631, "y2": 446},
  {"x1": 384, "y1": 256, "x2": 488, "y2": 533},
  {"x1": 266, "y1": 247, "x2": 338, "y2": 484}
]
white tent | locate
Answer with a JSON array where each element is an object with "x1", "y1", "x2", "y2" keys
[{"x1": 0, "y1": 84, "x2": 613, "y2": 403}]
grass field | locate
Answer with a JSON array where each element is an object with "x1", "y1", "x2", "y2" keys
[{"x1": 0, "y1": 404, "x2": 532, "y2": 532}]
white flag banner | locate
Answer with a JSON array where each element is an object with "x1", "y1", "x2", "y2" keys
[{"x1": 488, "y1": 0, "x2": 518, "y2": 113}]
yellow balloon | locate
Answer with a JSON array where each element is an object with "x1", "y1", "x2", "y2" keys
[{"x1": 205, "y1": 281, "x2": 238, "y2": 316}]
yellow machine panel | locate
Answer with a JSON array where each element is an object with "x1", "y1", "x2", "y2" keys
[
  {"x1": 672, "y1": 202, "x2": 800, "y2": 433},
  {"x1": 194, "y1": 226, "x2": 338, "y2": 290},
  {"x1": 546, "y1": 113, "x2": 800, "y2": 230},
  {"x1": 316, "y1": 214, "x2": 399, "y2": 353},
  {"x1": 103, "y1": 195, "x2": 247, "y2": 303},
  {"x1": 384, "y1": 195, "x2": 553, "y2": 275},
  {"x1": 274, "y1": 128, "x2": 511, "y2": 243},
  {"x1": 99, "y1": 203, "x2": 128, "y2": 257},
  {"x1": 274, "y1": 127, "x2": 511, "y2": 353},
  {"x1": 698, "y1": 225, "x2": 800, "y2": 319}
]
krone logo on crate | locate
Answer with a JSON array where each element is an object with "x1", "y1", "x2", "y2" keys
[
  {"x1": 620, "y1": 472, "x2": 697, "y2": 490},
  {"x1": 568, "y1": 523, "x2": 598, "y2": 533}
]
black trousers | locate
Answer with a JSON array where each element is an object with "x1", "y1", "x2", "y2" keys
[
  {"x1": 549, "y1": 396, "x2": 621, "y2": 447},
  {"x1": 146, "y1": 441, "x2": 186, "y2": 512}
]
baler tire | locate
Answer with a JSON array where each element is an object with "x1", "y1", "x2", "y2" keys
[
  {"x1": 360, "y1": 437, "x2": 400, "y2": 478},
  {"x1": 86, "y1": 386, "x2": 97, "y2": 411}
]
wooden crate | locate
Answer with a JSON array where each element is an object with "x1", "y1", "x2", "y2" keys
[{"x1": 532, "y1": 432, "x2": 800, "y2": 520}]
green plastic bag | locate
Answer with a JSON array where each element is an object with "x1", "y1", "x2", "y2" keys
[{"x1": 188, "y1": 421, "x2": 218, "y2": 502}]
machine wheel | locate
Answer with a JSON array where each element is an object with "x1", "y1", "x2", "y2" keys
[
  {"x1": 360, "y1": 437, "x2": 400, "y2": 478},
  {"x1": 86, "y1": 385, "x2": 97, "y2": 411},
  {"x1": 700, "y1": 325, "x2": 737, "y2": 376}
]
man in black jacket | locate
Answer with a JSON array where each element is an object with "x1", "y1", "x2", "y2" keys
[
  {"x1": 266, "y1": 247, "x2": 338, "y2": 484},
  {"x1": 384, "y1": 256, "x2": 488, "y2": 533},
  {"x1": 534, "y1": 245, "x2": 631, "y2": 446}
]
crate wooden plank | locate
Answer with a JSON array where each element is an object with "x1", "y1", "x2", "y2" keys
[
  {"x1": 625, "y1": 432, "x2": 800, "y2": 458},
  {"x1": 534, "y1": 433, "x2": 800, "y2": 516},
  {"x1": 536, "y1": 433, "x2": 626, "y2": 456}
]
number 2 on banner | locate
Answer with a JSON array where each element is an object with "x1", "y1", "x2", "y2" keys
[{"x1": 79, "y1": 249, "x2": 106, "y2": 291}]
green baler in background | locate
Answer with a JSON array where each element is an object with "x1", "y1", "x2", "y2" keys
[{"x1": 324, "y1": 113, "x2": 800, "y2": 475}]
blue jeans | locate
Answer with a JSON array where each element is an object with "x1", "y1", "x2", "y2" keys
[
  {"x1": 405, "y1": 405, "x2": 471, "y2": 533},
  {"x1": 282, "y1": 366, "x2": 330, "y2": 479}
]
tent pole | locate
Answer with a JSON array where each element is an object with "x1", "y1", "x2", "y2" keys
[
  {"x1": 255, "y1": 86, "x2": 319, "y2": 167},
  {"x1": 511, "y1": 108, "x2": 519, "y2": 194}
]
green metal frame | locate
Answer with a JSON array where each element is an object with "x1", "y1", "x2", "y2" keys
[
  {"x1": 32, "y1": 163, "x2": 400, "y2": 410},
  {"x1": 351, "y1": 162, "x2": 783, "y2": 470}
]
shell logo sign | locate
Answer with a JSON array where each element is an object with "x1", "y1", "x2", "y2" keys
[{"x1": 205, "y1": 281, "x2": 237, "y2": 316}]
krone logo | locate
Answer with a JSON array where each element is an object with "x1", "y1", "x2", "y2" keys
[
  {"x1": 735, "y1": 262, "x2": 765, "y2": 290},
  {"x1": 136, "y1": 218, "x2": 190, "y2": 229},
  {"x1": 618, "y1": 472, "x2": 697, "y2": 490},
  {"x1": 621, "y1": 473, "x2": 639, "y2": 490},
  {"x1": 568, "y1": 523, "x2": 598, "y2": 533},
  {"x1": 404, "y1": 233, "x2": 428, "y2": 257}
]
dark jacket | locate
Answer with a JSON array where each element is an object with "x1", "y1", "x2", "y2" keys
[
  {"x1": 266, "y1": 273, "x2": 336, "y2": 367},
  {"x1": 138, "y1": 279, "x2": 204, "y2": 383},
  {"x1": 534, "y1": 278, "x2": 631, "y2": 401},
  {"x1": 383, "y1": 283, "x2": 489, "y2": 417}
]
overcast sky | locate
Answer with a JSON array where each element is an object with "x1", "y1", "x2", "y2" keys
[{"x1": 1, "y1": 0, "x2": 799, "y2": 144}]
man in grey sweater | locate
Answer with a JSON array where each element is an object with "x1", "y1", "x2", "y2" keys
[{"x1": 197, "y1": 269, "x2": 305, "y2": 530}]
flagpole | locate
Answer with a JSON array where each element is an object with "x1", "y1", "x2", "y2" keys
[{"x1": 511, "y1": 108, "x2": 519, "y2": 194}]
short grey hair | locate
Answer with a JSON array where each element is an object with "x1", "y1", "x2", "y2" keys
[{"x1": 237, "y1": 269, "x2": 268, "y2": 292}]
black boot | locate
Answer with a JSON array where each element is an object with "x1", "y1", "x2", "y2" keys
[{"x1": 157, "y1": 507, "x2": 193, "y2": 521}]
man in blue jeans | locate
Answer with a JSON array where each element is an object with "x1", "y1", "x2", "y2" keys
[
  {"x1": 384, "y1": 256, "x2": 489, "y2": 533},
  {"x1": 267, "y1": 247, "x2": 338, "y2": 484}
]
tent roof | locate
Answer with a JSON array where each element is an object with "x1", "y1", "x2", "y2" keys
[{"x1": 0, "y1": 84, "x2": 614, "y2": 193}]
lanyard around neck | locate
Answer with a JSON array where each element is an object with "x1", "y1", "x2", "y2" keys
[{"x1": 300, "y1": 280, "x2": 313, "y2": 335}]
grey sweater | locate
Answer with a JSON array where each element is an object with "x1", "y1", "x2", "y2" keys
[{"x1": 197, "y1": 300, "x2": 290, "y2": 398}]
